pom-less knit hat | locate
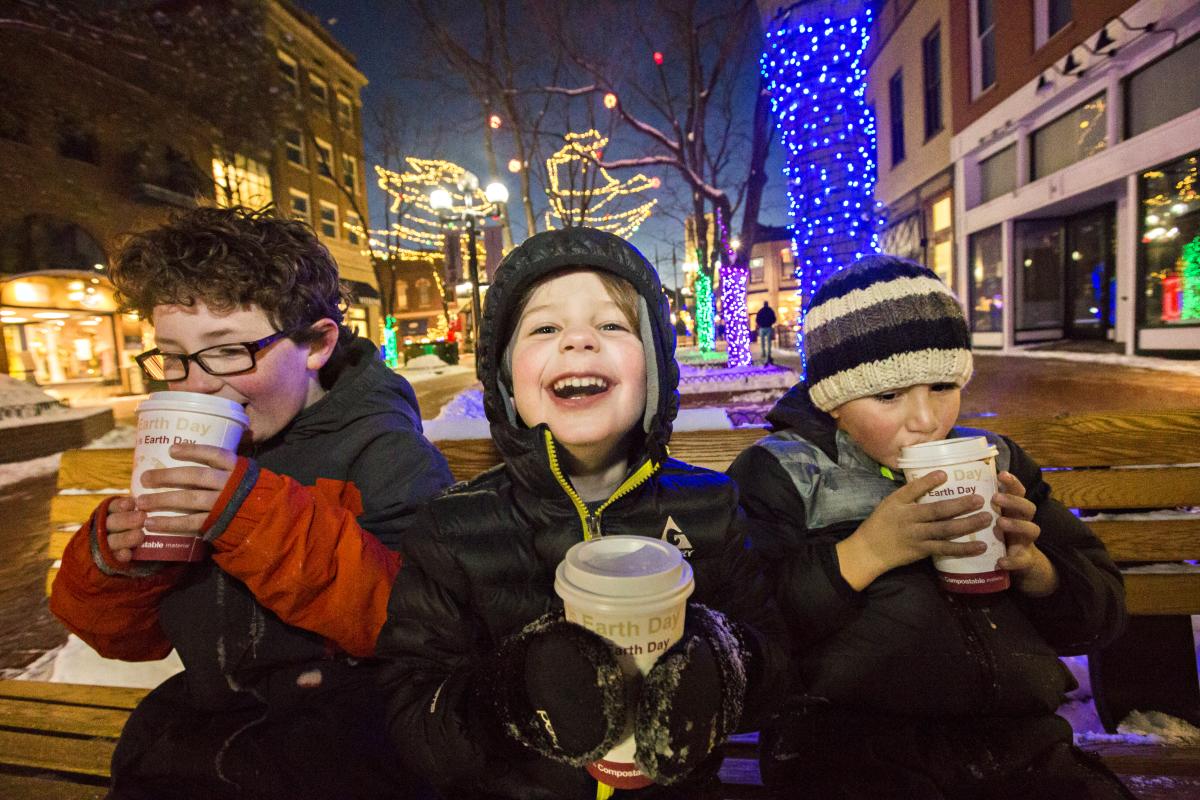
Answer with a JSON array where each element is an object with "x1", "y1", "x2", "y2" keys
[{"x1": 803, "y1": 255, "x2": 973, "y2": 413}]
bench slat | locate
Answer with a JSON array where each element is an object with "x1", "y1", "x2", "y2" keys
[
  {"x1": 0, "y1": 729, "x2": 115, "y2": 778},
  {"x1": 0, "y1": 773, "x2": 107, "y2": 800},
  {"x1": 0, "y1": 681, "x2": 147, "y2": 710},
  {"x1": 1045, "y1": 468, "x2": 1200, "y2": 510},
  {"x1": 1124, "y1": 573, "x2": 1200, "y2": 616},
  {"x1": 1092, "y1": 519, "x2": 1200, "y2": 562},
  {"x1": 50, "y1": 495, "x2": 107, "y2": 529},
  {"x1": 57, "y1": 449, "x2": 133, "y2": 491},
  {"x1": 0, "y1": 697, "x2": 130, "y2": 739},
  {"x1": 1079, "y1": 741, "x2": 1200, "y2": 777},
  {"x1": 986, "y1": 411, "x2": 1200, "y2": 468}
]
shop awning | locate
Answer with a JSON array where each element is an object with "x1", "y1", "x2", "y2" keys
[{"x1": 342, "y1": 279, "x2": 381, "y2": 307}]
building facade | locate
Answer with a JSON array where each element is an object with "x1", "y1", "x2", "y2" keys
[
  {"x1": 0, "y1": 0, "x2": 380, "y2": 399},
  {"x1": 866, "y1": 0, "x2": 957, "y2": 292},
  {"x1": 950, "y1": 0, "x2": 1200, "y2": 356}
]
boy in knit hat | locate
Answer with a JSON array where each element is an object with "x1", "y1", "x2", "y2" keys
[{"x1": 727, "y1": 255, "x2": 1132, "y2": 799}]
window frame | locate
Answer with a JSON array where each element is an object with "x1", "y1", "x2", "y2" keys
[
  {"x1": 318, "y1": 200, "x2": 339, "y2": 239},
  {"x1": 308, "y1": 72, "x2": 329, "y2": 108},
  {"x1": 1034, "y1": 0, "x2": 1073, "y2": 49},
  {"x1": 284, "y1": 128, "x2": 306, "y2": 169},
  {"x1": 888, "y1": 68, "x2": 906, "y2": 168},
  {"x1": 288, "y1": 189, "x2": 311, "y2": 225},
  {"x1": 314, "y1": 138, "x2": 335, "y2": 181},
  {"x1": 342, "y1": 153, "x2": 358, "y2": 193},
  {"x1": 922, "y1": 25, "x2": 944, "y2": 141},
  {"x1": 346, "y1": 211, "x2": 363, "y2": 246},
  {"x1": 337, "y1": 94, "x2": 354, "y2": 130},
  {"x1": 277, "y1": 50, "x2": 299, "y2": 97},
  {"x1": 970, "y1": 0, "x2": 997, "y2": 99}
]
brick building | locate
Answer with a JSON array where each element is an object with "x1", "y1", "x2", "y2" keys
[{"x1": 0, "y1": 0, "x2": 380, "y2": 398}]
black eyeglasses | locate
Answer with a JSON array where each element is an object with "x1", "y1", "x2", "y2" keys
[{"x1": 135, "y1": 330, "x2": 296, "y2": 381}]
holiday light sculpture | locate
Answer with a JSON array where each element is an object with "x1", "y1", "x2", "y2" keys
[
  {"x1": 543, "y1": 130, "x2": 658, "y2": 238},
  {"x1": 761, "y1": 0, "x2": 882, "y2": 371},
  {"x1": 371, "y1": 158, "x2": 487, "y2": 264},
  {"x1": 715, "y1": 207, "x2": 751, "y2": 367}
]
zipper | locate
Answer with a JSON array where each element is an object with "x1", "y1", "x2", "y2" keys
[
  {"x1": 542, "y1": 429, "x2": 660, "y2": 541},
  {"x1": 946, "y1": 593, "x2": 1001, "y2": 713}
]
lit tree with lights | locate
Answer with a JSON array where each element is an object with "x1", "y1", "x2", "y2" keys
[
  {"x1": 544, "y1": 130, "x2": 658, "y2": 237},
  {"x1": 1182, "y1": 234, "x2": 1200, "y2": 321},
  {"x1": 761, "y1": 0, "x2": 882, "y2": 369}
]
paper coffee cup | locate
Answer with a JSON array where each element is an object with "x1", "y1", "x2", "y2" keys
[
  {"x1": 131, "y1": 391, "x2": 248, "y2": 562},
  {"x1": 896, "y1": 436, "x2": 1009, "y2": 594},
  {"x1": 554, "y1": 536, "x2": 695, "y2": 790}
]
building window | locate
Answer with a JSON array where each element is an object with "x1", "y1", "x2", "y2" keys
[
  {"x1": 314, "y1": 138, "x2": 334, "y2": 180},
  {"x1": 977, "y1": 145, "x2": 1016, "y2": 205},
  {"x1": 971, "y1": 0, "x2": 996, "y2": 97},
  {"x1": 289, "y1": 190, "x2": 310, "y2": 224},
  {"x1": 284, "y1": 129, "x2": 305, "y2": 168},
  {"x1": 309, "y1": 73, "x2": 329, "y2": 107},
  {"x1": 888, "y1": 69, "x2": 905, "y2": 167},
  {"x1": 319, "y1": 202, "x2": 338, "y2": 239},
  {"x1": 1015, "y1": 219, "x2": 1065, "y2": 330},
  {"x1": 346, "y1": 211, "x2": 363, "y2": 246},
  {"x1": 929, "y1": 194, "x2": 954, "y2": 289},
  {"x1": 415, "y1": 278, "x2": 433, "y2": 308},
  {"x1": 277, "y1": 51, "x2": 298, "y2": 96},
  {"x1": 780, "y1": 247, "x2": 795, "y2": 280},
  {"x1": 337, "y1": 94, "x2": 354, "y2": 130},
  {"x1": 749, "y1": 257, "x2": 764, "y2": 284},
  {"x1": 212, "y1": 152, "x2": 272, "y2": 209},
  {"x1": 342, "y1": 154, "x2": 358, "y2": 193},
  {"x1": 921, "y1": 27, "x2": 943, "y2": 140},
  {"x1": 1031, "y1": 94, "x2": 1106, "y2": 181},
  {"x1": 1126, "y1": 34, "x2": 1200, "y2": 140},
  {"x1": 1034, "y1": 0, "x2": 1073, "y2": 47},
  {"x1": 396, "y1": 280, "x2": 409, "y2": 310},
  {"x1": 1139, "y1": 152, "x2": 1200, "y2": 328},
  {"x1": 968, "y1": 225, "x2": 1003, "y2": 332},
  {"x1": 58, "y1": 120, "x2": 99, "y2": 164}
]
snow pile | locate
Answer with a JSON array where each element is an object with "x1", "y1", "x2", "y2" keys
[
  {"x1": 0, "y1": 375, "x2": 68, "y2": 421},
  {"x1": 16, "y1": 634, "x2": 182, "y2": 689},
  {"x1": 405, "y1": 354, "x2": 451, "y2": 370},
  {"x1": 676, "y1": 348, "x2": 728, "y2": 367},
  {"x1": 0, "y1": 453, "x2": 62, "y2": 487},
  {"x1": 993, "y1": 348, "x2": 1200, "y2": 377},
  {"x1": 434, "y1": 388, "x2": 486, "y2": 421},
  {"x1": 678, "y1": 362, "x2": 798, "y2": 395}
]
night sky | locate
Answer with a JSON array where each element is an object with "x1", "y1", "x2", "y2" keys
[{"x1": 292, "y1": 1, "x2": 792, "y2": 288}]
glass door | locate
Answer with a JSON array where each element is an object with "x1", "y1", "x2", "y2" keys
[{"x1": 1065, "y1": 205, "x2": 1115, "y2": 339}]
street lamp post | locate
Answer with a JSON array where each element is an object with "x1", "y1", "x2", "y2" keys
[{"x1": 430, "y1": 172, "x2": 509, "y2": 351}]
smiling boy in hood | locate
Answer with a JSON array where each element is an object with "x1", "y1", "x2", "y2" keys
[{"x1": 167, "y1": 226, "x2": 788, "y2": 799}]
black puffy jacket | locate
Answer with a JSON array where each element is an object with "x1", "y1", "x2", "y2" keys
[
  {"x1": 727, "y1": 384, "x2": 1126, "y2": 719},
  {"x1": 375, "y1": 228, "x2": 789, "y2": 799}
]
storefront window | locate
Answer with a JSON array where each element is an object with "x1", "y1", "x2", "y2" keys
[
  {"x1": 1140, "y1": 153, "x2": 1200, "y2": 327},
  {"x1": 1015, "y1": 219, "x2": 1064, "y2": 330},
  {"x1": 978, "y1": 145, "x2": 1016, "y2": 205},
  {"x1": 1031, "y1": 94, "x2": 1107, "y2": 181},
  {"x1": 968, "y1": 225, "x2": 1003, "y2": 332},
  {"x1": 1126, "y1": 34, "x2": 1200, "y2": 140}
]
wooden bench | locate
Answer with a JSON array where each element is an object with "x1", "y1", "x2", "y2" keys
[{"x1": 18, "y1": 411, "x2": 1200, "y2": 795}]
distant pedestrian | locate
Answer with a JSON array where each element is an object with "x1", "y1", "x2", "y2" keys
[{"x1": 756, "y1": 300, "x2": 777, "y2": 364}]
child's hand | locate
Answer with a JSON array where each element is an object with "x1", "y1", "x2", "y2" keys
[
  {"x1": 136, "y1": 443, "x2": 237, "y2": 537},
  {"x1": 105, "y1": 496, "x2": 147, "y2": 563},
  {"x1": 993, "y1": 471, "x2": 1059, "y2": 597},
  {"x1": 837, "y1": 470, "x2": 994, "y2": 591}
]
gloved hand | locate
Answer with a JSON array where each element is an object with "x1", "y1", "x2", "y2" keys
[
  {"x1": 482, "y1": 611, "x2": 628, "y2": 765},
  {"x1": 634, "y1": 604, "x2": 753, "y2": 785}
]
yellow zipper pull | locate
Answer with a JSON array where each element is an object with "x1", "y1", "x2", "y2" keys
[{"x1": 585, "y1": 514, "x2": 601, "y2": 540}]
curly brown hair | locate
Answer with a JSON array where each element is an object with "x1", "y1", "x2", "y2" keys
[{"x1": 111, "y1": 206, "x2": 348, "y2": 342}]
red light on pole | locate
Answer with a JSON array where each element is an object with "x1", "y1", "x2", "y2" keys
[
  {"x1": 650, "y1": 176, "x2": 661, "y2": 188},
  {"x1": 653, "y1": 51, "x2": 664, "y2": 65}
]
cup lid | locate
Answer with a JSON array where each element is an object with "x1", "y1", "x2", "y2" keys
[
  {"x1": 896, "y1": 436, "x2": 998, "y2": 469},
  {"x1": 559, "y1": 536, "x2": 686, "y2": 598},
  {"x1": 137, "y1": 391, "x2": 249, "y2": 427}
]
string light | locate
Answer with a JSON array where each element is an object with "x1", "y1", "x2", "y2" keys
[
  {"x1": 761, "y1": 3, "x2": 883, "y2": 373},
  {"x1": 371, "y1": 158, "x2": 486, "y2": 264},
  {"x1": 715, "y1": 208, "x2": 751, "y2": 367},
  {"x1": 603, "y1": 92, "x2": 618, "y2": 109},
  {"x1": 543, "y1": 130, "x2": 658, "y2": 238}
]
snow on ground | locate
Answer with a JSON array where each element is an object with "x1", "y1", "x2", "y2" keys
[
  {"x1": 987, "y1": 348, "x2": 1200, "y2": 377},
  {"x1": 397, "y1": 355, "x2": 475, "y2": 385},
  {"x1": 15, "y1": 635, "x2": 182, "y2": 689},
  {"x1": 0, "y1": 452, "x2": 62, "y2": 487},
  {"x1": 678, "y1": 361, "x2": 798, "y2": 394}
]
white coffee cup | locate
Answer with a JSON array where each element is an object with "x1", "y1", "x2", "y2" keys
[
  {"x1": 896, "y1": 436, "x2": 1009, "y2": 594},
  {"x1": 554, "y1": 535, "x2": 695, "y2": 790},
  {"x1": 131, "y1": 391, "x2": 248, "y2": 562}
]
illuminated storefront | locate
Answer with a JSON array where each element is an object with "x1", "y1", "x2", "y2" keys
[
  {"x1": 1, "y1": 271, "x2": 146, "y2": 395},
  {"x1": 1140, "y1": 152, "x2": 1200, "y2": 330}
]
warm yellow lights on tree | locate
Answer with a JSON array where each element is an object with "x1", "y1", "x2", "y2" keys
[{"x1": 543, "y1": 130, "x2": 657, "y2": 239}]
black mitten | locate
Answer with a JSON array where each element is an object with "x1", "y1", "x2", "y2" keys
[
  {"x1": 634, "y1": 604, "x2": 752, "y2": 785},
  {"x1": 482, "y1": 611, "x2": 628, "y2": 765}
]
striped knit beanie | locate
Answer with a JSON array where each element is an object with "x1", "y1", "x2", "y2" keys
[{"x1": 803, "y1": 255, "x2": 973, "y2": 412}]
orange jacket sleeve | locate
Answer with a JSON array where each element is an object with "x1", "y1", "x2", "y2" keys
[
  {"x1": 49, "y1": 497, "x2": 185, "y2": 661},
  {"x1": 204, "y1": 458, "x2": 403, "y2": 658}
]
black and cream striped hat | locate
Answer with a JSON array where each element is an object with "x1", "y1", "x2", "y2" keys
[{"x1": 802, "y1": 255, "x2": 973, "y2": 412}]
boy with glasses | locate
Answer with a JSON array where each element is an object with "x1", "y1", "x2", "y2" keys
[{"x1": 51, "y1": 206, "x2": 453, "y2": 799}]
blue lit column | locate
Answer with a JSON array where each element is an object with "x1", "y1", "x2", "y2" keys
[{"x1": 761, "y1": 0, "x2": 882, "y2": 364}]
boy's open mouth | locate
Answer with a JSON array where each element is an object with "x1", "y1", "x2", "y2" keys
[{"x1": 550, "y1": 375, "x2": 610, "y2": 399}]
